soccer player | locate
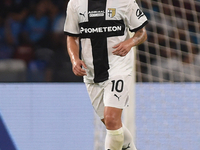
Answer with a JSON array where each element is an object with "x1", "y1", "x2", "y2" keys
[{"x1": 64, "y1": 0, "x2": 148, "y2": 149}]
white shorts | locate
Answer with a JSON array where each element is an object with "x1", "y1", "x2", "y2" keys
[{"x1": 85, "y1": 75, "x2": 132, "y2": 119}]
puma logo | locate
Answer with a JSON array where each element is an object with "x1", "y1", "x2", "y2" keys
[
  {"x1": 114, "y1": 94, "x2": 121, "y2": 100},
  {"x1": 79, "y1": 12, "x2": 86, "y2": 17},
  {"x1": 122, "y1": 143, "x2": 131, "y2": 150}
]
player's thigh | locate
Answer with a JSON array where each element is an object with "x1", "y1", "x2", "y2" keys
[
  {"x1": 104, "y1": 106, "x2": 123, "y2": 129},
  {"x1": 85, "y1": 83, "x2": 104, "y2": 119}
]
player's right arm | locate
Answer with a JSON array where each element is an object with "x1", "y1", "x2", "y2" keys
[{"x1": 67, "y1": 36, "x2": 87, "y2": 76}]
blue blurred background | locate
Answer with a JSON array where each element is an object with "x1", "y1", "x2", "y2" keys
[
  {"x1": 0, "y1": 0, "x2": 83, "y2": 82},
  {"x1": 0, "y1": 83, "x2": 200, "y2": 150}
]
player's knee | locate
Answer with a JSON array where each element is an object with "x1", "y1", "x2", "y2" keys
[{"x1": 104, "y1": 114, "x2": 120, "y2": 130}]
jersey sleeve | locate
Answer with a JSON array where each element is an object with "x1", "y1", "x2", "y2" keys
[
  {"x1": 64, "y1": 0, "x2": 80, "y2": 36},
  {"x1": 125, "y1": 0, "x2": 148, "y2": 32}
]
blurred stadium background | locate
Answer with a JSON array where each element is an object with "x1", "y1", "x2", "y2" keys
[
  {"x1": 137, "y1": 0, "x2": 200, "y2": 82},
  {"x1": 0, "y1": 0, "x2": 199, "y2": 82},
  {"x1": 0, "y1": 0, "x2": 82, "y2": 82},
  {"x1": 0, "y1": 0, "x2": 200, "y2": 150}
]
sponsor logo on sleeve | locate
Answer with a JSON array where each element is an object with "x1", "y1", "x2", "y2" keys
[{"x1": 136, "y1": 9, "x2": 144, "y2": 19}]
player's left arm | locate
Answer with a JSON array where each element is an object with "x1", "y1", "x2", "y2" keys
[{"x1": 112, "y1": 27, "x2": 147, "y2": 57}]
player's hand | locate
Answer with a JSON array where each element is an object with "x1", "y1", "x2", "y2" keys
[
  {"x1": 72, "y1": 59, "x2": 87, "y2": 76},
  {"x1": 112, "y1": 40, "x2": 133, "y2": 57}
]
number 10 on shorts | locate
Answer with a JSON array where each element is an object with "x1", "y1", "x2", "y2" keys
[{"x1": 111, "y1": 79, "x2": 124, "y2": 93}]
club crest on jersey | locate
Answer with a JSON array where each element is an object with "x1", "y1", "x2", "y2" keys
[{"x1": 107, "y1": 8, "x2": 116, "y2": 18}]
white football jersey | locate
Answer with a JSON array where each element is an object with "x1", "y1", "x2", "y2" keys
[{"x1": 64, "y1": 0, "x2": 148, "y2": 83}]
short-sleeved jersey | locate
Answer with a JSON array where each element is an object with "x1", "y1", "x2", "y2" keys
[{"x1": 64, "y1": 0, "x2": 148, "y2": 83}]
